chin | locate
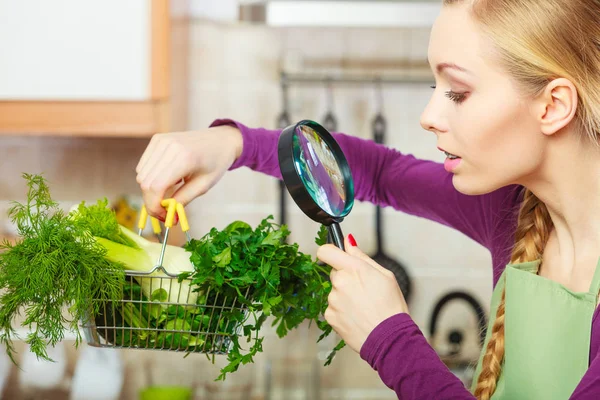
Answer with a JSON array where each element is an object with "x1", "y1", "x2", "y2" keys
[{"x1": 451, "y1": 174, "x2": 501, "y2": 196}]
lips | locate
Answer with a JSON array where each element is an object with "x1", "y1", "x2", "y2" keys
[{"x1": 437, "y1": 147, "x2": 460, "y2": 159}]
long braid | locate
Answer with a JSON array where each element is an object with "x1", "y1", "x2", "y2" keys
[
  {"x1": 508, "y1": 189, "x2": 553, "y2": 265},
  {"x1": 473, "y1": 189, "x2": 552, "y2": 399},
  {"x1": 473, "y1": 290, "x2": 506, "y2": 399}
]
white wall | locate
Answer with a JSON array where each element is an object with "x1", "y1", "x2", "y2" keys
[{"x1": 0, "y1": 0, "x2": 150, "y2": 100}]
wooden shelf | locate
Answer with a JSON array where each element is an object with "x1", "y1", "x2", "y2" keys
[{"x1": 0, "y1": 101, "x2": 169, "y2": 138}]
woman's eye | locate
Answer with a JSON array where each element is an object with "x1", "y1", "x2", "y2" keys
[{"x1": 445, "y1": 90, "x2": 467, "y2": 104}]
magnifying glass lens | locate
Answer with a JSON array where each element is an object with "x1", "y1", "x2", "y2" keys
[{"x1": 293, "y1": 125, "x2": 347, "y2": 217}]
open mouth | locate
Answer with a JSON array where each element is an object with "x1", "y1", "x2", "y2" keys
[{"x1": 443, "y1": 151, "x2": 460, "y2": 160}]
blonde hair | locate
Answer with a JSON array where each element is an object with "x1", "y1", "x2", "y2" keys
[{"x1": 441, "y1": 0, "x2": 600, "y2": 398}]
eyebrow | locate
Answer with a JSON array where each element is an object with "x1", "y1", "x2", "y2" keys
[{"x1": 436, "y1": 62, "x2": 472, "y2": 75}]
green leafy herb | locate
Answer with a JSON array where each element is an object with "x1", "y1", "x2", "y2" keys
[
  {"x1": 0, "y1": 174, "x2": 345, "y2": 382},
  {"x1": 182, "y1": 217, "x2": 345, "y2": 380},
  {"x1": 71, "y1": 199, "x2": 140, "y2": 248},
  {"x1": 0, "y1": 174, "x2": 125, "y2": 362}
]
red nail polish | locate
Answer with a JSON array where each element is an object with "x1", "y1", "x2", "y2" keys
[{"x1": 348, "y1": 234, "x2": 357, "y2": 247}]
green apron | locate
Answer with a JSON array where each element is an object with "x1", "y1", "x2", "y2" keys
[{"x1": 470, "y1": 259, "x2": 600, "y2": 399}]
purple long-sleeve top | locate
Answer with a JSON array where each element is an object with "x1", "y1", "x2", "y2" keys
[{"x1": 210, "y1": 119, "x2": 600, "y2": 399}]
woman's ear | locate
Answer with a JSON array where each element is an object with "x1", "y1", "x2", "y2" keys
[{"x1": 534, "y1": 78, "x2": 578, "y2": 136}]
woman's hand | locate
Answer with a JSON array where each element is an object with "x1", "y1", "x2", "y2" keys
[
  {"x1": 317, "y1": 234, "x2": 409, "y2": 353},
  {"x1": 136, "y1": 125, "x2": 243, "y2": 220}
]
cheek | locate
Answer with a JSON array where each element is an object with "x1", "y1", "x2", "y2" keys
[{"x1": 451, "y1": 97, "x2": 542, "y2": 194}]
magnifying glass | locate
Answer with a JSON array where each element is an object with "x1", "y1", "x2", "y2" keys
[{"x1": 278, "y1": 120, "x2": 354, "y2": 251}]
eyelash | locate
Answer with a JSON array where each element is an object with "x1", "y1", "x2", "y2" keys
[{"x1": 430, "y1": 85, "x2": 468, "y2": 104}]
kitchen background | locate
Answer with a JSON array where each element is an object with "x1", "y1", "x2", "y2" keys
[{"x1": 0, "y1": 1, "x2": 494, "y2": 399}]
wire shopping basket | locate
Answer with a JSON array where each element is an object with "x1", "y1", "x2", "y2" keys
[{"x1": 81, "y1": 199, "x2": 251, "y2": 355}]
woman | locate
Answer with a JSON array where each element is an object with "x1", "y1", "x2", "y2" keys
[{"x1": 135, "y1": 0, "x2": 600, "y2": 398}]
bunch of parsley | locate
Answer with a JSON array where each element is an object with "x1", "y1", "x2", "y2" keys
[{"x1": 181, "y1": 218, "x2": 346, "y2": 381}]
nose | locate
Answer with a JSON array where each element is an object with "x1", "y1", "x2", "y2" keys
[{"x1": 420, "y1": 92, "x2": 446, "y2": 135}]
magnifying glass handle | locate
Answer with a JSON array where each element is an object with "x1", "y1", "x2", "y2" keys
[{"x1": 328, "y1": 223, "x2": 345, "y2": 251}]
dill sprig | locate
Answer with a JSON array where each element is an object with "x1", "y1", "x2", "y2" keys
[{"x1": 0, "y1": 174, "x2": 125, "y2": 363}]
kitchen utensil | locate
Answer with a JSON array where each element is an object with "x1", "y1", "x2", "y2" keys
[
  {"x1": 276, "y1": 81, "x2": 292, "y2": 230},
  {"x1": 322, "y1": 79, "x2": 338, "y2": 132},
  {"x1": 278, "y1": 120, "x2": 354, "y2": 250},
  {"x1": 429, "y1": 291, "x2": 487, "y2": 349},
  {"x1": 428, "y1": 290, "x2": 488, "y2": 386},
  {"x1": 82, "y1": 199, "x2": 250, "y2": 355},
  {"x1": 369, "y1": 81, "x2": 413, "y2": 303}
]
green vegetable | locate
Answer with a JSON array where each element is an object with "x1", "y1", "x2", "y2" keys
[
  {"x1": 0, "y1": 174, "x2": 196, "y2": 362},
  {"x1": 69, "y1": 200, "x2": 197, "y2": 305},
  {"x1": 0, "y1": 174, "x2": 125, "y2": 362},
  {"x1": 95, "y1": 227, "x2": 197, "y2": 305},
  {"x1": 104, "y1": 278, "x2": 207, "y2": 352},
  {"x1": 107, "y1": 215, "x2": 346, "y2": 381},
  {"x1": 181, "y1": 216, "x2": 345, "y2": 381},
  {"x1": 0, "y1": 173, "x2": 345, "y2": 382}
]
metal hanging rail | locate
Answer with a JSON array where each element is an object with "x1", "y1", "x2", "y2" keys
[{"x1": 280, "y1": 71, "x2": 433, "y2": 86}]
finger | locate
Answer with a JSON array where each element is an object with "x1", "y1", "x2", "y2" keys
[
  {"x1": 329, "y1": 267, "x2": 338, "y2": 283},
  {"x1": 317, "y1": 244, "x2": 357, "y2": 271},
  {"x1": 141, "y1": 149, "x2": 195, "y2": 203},
  {"x1": 142, "y1": 146, "x2": 180, "y2": 187},
  {"x1": 344, "y1": 234, "x2": 394, "y2": 275},
  {"x1": 138, "y1": 139, "x2": 183, "y2": 185},
  {"x1": 136, "y1": 134, "x2": 162, "y2": 174},
  {"x1": 344, "y1": 234, "x2": 376, "y2": 265},
  {"x1": 142, "y1": 191, "x2": 167, "y2": 221},
  {"x1": 139, "y1": 152, "x2": 183, "y2": 219},
  {"x1": 171, "y1": 174, "x2": 213, "y2": 206},
  {"x1": 137, "y1": 141, "x2": 167, "y2": 184},
  {"x1": 163, "y1": 183, "x2": 179, "y2": 200}
]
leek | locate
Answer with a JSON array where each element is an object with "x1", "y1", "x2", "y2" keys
[
  {"x1": 96, "y1": 227, "x2": 198, "y2": 305},
  {"x1": 69, "y1": 201, "x2": 198, "y2": 306}
]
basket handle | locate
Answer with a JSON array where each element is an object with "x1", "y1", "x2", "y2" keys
[
  {"x1": 138, "y1": 199, "x2": 191, "y2": 243},
  {"x1": 160, "y1": 199, "x2": 191, "y2": 240},
  {"x1": 138, "y1": 205, "x2": 162, "y2": 239}
]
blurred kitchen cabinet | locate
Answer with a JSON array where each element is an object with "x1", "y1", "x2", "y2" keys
[{"x1": 0, "y1": 0, "x2": 189, "y2": 137}]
